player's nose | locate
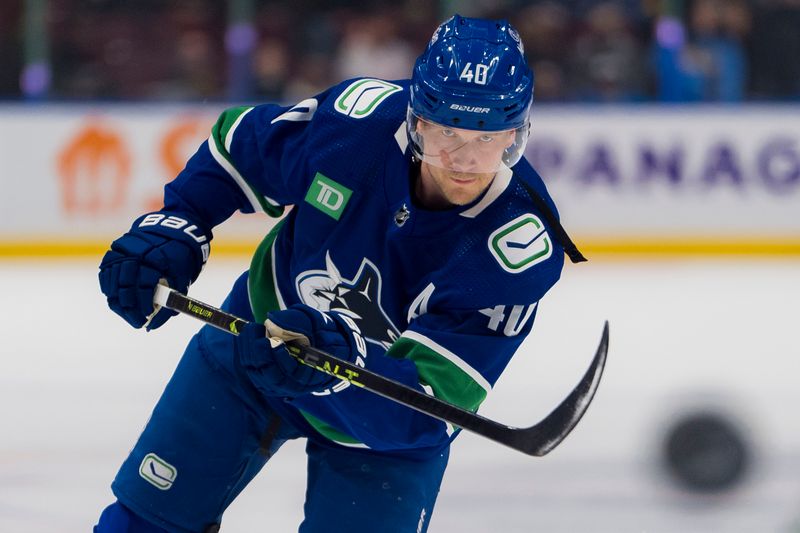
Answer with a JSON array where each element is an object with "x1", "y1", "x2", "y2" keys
[{"x1": 448, "y1": 149, "x2": 479, "y2": 169}]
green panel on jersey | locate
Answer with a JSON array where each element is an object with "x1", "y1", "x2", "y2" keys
[
  {"x1": 388, "y1": 337, "x2": 487, "y2": 414},
  {"x1": 300, "y1": 411, "x2": 362, "y2": 445},
  {"x1": 248, "y1": 219, "x2": 285, "y2": 323},
  {"x1": 211, "y1": 107, "x2": 284, "y2": 218}
]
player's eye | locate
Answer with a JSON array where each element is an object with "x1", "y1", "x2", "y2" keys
[
  {"x1": 478, "y1": 135, "x2": 495, "y2": 143},
  {"x1": 441, "y1": 129, "x2": 456, "y2": 137}
]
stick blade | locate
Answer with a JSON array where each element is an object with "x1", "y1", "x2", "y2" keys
[{"x1": 517, "y1": 321, "x2": 609, "y2": 456}]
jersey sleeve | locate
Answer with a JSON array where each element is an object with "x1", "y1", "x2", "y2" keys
[
  {"x1": 390, "y1": 303, "x2": 541, "y2": 415},
  {"x1": 383, "y1": 266, "x2": 560, "y2": 433},
  {"x1": 161, "y1": 91, "x2": 337, "y2": 228}
]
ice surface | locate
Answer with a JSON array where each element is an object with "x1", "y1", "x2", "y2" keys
[{"x1": 1, "y1": 258, "x2": 798, "y2": 532}]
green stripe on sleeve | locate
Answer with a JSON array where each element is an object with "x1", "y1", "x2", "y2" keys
[
  {"x1": 387, "y1": 337, "x2": 488, "y2": 413},
  {"x1": 213, "y1": 105, "x2": 253, "y2": 144},
  {"x1": 209, "y1": 107, "x2": 284, "y2": 218}
]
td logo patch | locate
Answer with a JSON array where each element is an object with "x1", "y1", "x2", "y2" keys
[
  {"x1": 305, "y1": 173, "x2": 352, "y2": 220},
  {"x1": 139, "y1": 453, "x2": 177, "y2": 490},
  {"x1": 489, "y1": 213, "x2": 552, "y2": 273},
  {"x1": 334, "y1": 79, "x2": 402, "y2": 119}
]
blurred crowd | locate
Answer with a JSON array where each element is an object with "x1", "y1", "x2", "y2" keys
[{"x1": 1, "y1": 0, "x2": 799, "y2": 103}]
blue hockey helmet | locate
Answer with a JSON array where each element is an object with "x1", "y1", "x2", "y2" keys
[{"x1": 408, "y1": 15, "x2": 534, "y2": 170}]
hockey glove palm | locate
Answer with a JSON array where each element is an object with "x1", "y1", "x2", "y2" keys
[
  {"x1": 235, "y1": 305, "x2": 364, "y2": 398},
  {"x1": 99, "y1": 212, "x2": 210, "y2": 330}
]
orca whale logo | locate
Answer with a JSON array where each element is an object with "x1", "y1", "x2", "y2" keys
[{"x1": 296, "y1": 252, "x2": 400, "y2": 350}]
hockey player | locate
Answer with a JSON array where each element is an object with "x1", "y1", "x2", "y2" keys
[{"x1": 95, "y1": 14, "x2": 583, "y2": 533}]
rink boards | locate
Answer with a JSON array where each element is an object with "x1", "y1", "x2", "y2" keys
[{"x1": 0, "y1": 104, "x2": 799, "y2": 257}]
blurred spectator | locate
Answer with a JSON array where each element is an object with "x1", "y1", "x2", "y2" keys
[
  {"x1": 143, "y1": 2, "x2": 225, "y2": 100},
  {"x1": 533, "y1": 60, "x2": 569, "y2": 102},
  {"x1": 653, "y1": 0, "x2": 749, "y2": 102},
  {"x1": 253, "y1": 37, "x2": 290, "y2": 101},
  {"x1": 333, "y1": 10, "x2": 415, "y2": 82},
  {"x1": 1, "y1": 0, "x2": 797, "y2": 102},
  {"x1": 48, "y1": 0, "x2": 224, "y2": 100},
  {"x1": 750, "y1": 0, "x2": 800, "y2": 99},
  {"x1": 568, "y1": 1, "x2": 647, "y2": 101},
  {"x1": 566, "y1": 0, "x2": 646, "y2": 18},
  {"x1": 49, "y1": 5, "x2": 118, "y2": 99},
  {"x1": 513, "y1": 2, "x2": 572, "y2": 101},
  {"x1": 153, "y1": 29, "x2": 222, "y2": 100},
  {"x1": 283, "y1": 52, "x2": 333, "y2": 104},
  {"x1": 0, "y1": 2, "x2": 23, "y2": 97}
]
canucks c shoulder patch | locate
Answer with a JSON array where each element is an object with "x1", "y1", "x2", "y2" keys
[
  {"x1": 489, "y1": 213, "x2": 552, "y2": 273},
  {"x1": 334, "y1": 79, "x2": 402, "y2": 119}
]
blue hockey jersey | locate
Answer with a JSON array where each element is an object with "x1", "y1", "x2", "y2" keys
[{"x1": 162, "y1": 78, "x2": 566, "y2": 457}]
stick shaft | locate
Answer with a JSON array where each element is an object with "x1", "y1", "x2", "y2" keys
[{"x1": 154, "y1": 285, "x2": 608, "y2": 456}]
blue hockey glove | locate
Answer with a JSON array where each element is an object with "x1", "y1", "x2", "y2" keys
[
  {"x1": 235, "y1": 305, "x2": 364, "y2": 398},
  {"x1": 98, "y1": 211, "x2": 210, "y2": 330}
]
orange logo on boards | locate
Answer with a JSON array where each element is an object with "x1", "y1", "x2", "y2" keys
[
  {"x1": 161, "y1": 118, "x2": 209, "y2": 178},
  {"x1": 57, "y1": 122, "x2": 131, "y2": 214},
  {"x1": 57, "y1": 115, "x2": 214, "y2": 215},
  {"x1": 144, "y1": 117, "x2": 211, "y2": 212}
]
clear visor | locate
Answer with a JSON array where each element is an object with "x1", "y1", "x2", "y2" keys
[{"x1": 407, "y1": 108, "x2": 530, "y2": 174}]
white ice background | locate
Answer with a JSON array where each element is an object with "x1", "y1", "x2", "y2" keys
[{"x1": 1, "y1": 258, "x2": 798, "y2": 532}]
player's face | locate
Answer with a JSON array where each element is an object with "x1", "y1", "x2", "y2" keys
[{"x1": 415, "y1": 119, "x2": 515, "y2": 207}]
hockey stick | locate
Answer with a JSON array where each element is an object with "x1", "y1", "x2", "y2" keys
[{"x1": 154, "y1": 284, "x2": 608, "y2": 457}]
